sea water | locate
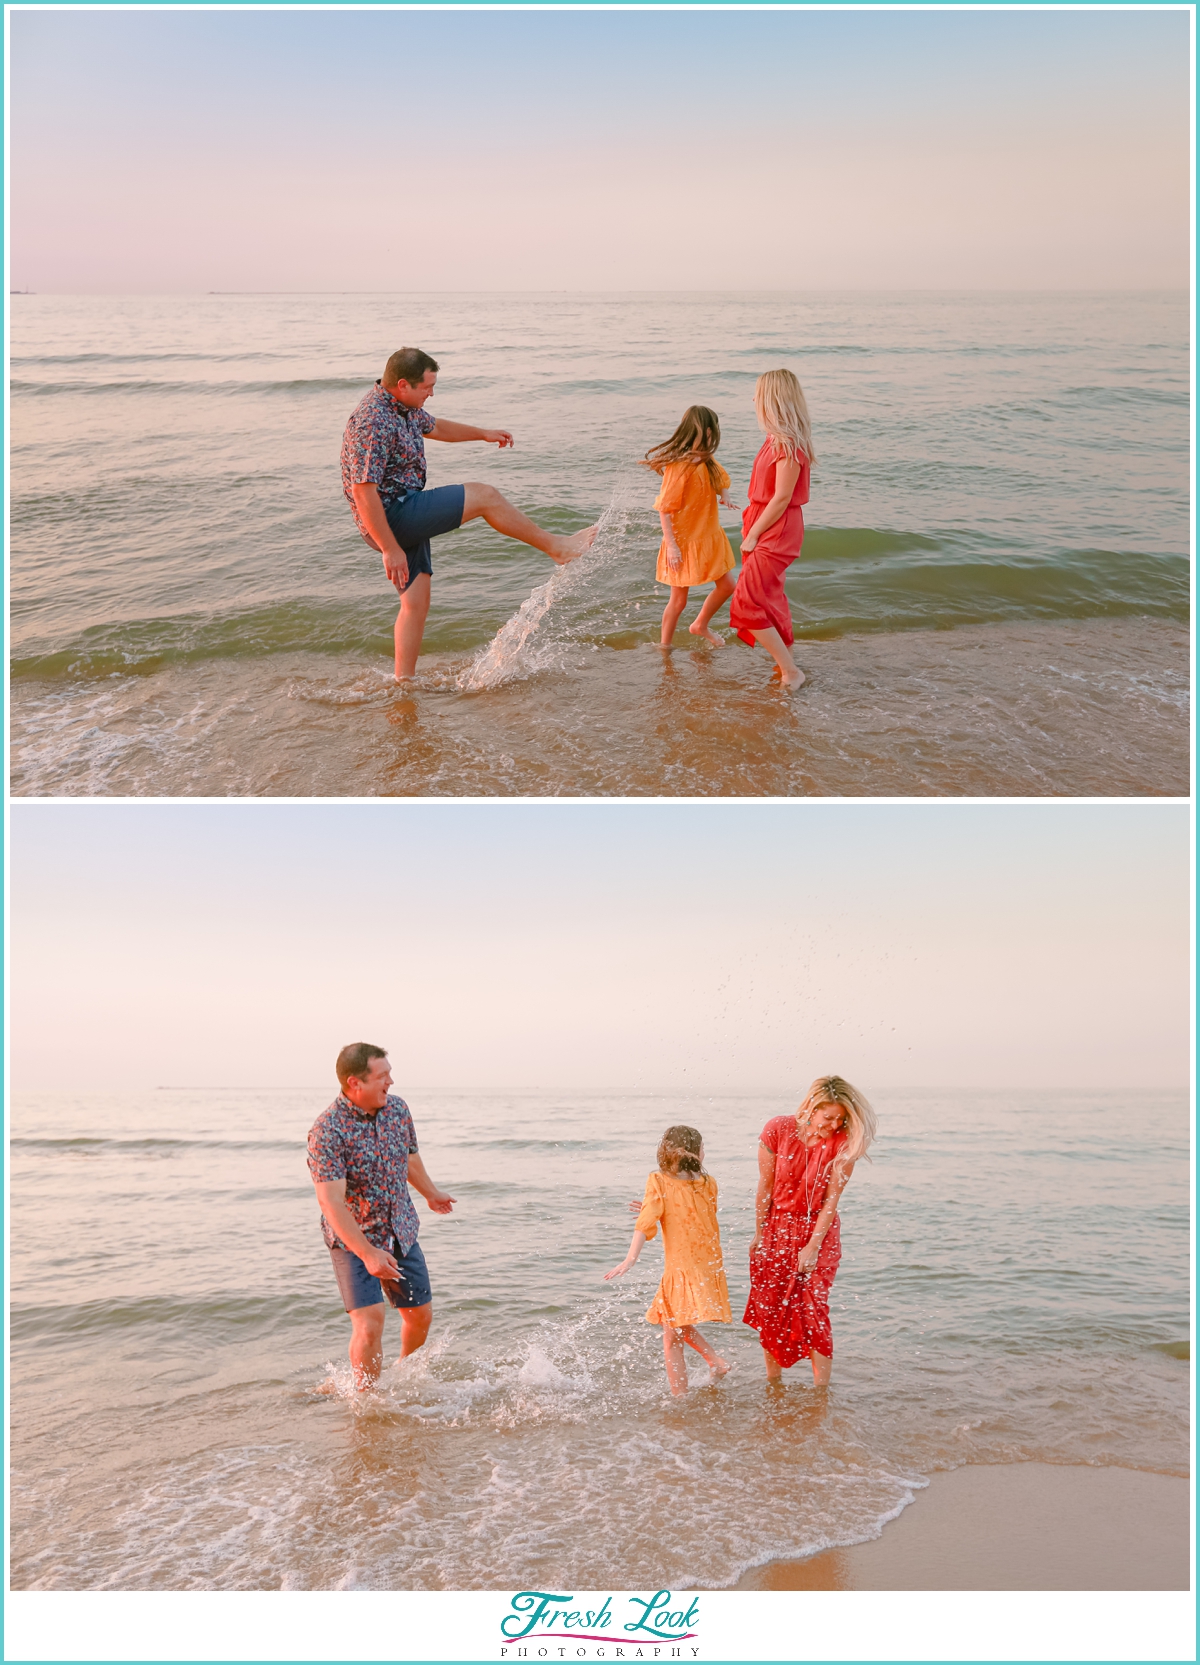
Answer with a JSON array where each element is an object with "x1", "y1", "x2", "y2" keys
[
  {"x1": 9, "y1": 1088, "x2": 1188, "y2": 1589},
  {"x1": 9, "y1": 290, "x2": 1189, "y2": 796}
]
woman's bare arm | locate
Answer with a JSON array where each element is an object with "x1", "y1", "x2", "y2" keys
[
  {"x1": 751, "y1": 1144, "x2": 776, "y2": 1252},
  {"x1": 796, "y1": 1158, "x2": 857, "y2": 1274},
  {"x1": 741, "y1": 452, "x2": 801, "y2": 553}
]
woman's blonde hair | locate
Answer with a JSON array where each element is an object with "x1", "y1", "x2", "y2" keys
[
  {"x1": 755, "y1": 369, "x2": 816, "y2": 465},
  {"x1": 797, "y1": 1075, "x2": 876, "y2": 1163},
  {"x1": 657, "y1": 1124, "x2": 706, "y2": 1179},
  {"x1": 640, "y1": 405, "x2": 724, "y2": 491}
]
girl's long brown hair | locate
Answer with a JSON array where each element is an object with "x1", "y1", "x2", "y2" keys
[
  {"x1": 657, "y1": 1124, "x2": 707, "y2": 1179},
  {"x1": 641, "y1": 406, "x2": 723, "y2": 490}
]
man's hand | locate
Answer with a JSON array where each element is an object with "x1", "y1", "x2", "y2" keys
[
  {"x1": 483, "y1": 429, "x2": 514, "y2": 448},
  {"x1": 382, "y1": 547, "x2": 409, "y2": 594},
  {"x1": 425, "y1": 1189, "x2": 456, "y2": 1215},
  {"x1": 361, "y1": 1243, "x2": 401, "y2": 1280}
]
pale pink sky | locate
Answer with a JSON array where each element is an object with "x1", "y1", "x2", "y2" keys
[
  {"x1": 9, "y1": 803, "x2": 1191, "y2": 1093},
  {"x1": 9, "y1": 9, "x2": 1192, "y2": 291}
]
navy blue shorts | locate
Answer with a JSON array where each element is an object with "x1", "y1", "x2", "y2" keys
[
  {"x1": 328, "y1": 1237, "x2": 432, "y2": 1312},
  {"x1": 382, "y1": 485, "x2": 466, "y2": 592}
]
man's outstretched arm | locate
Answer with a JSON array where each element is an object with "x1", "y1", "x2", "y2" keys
[
  {"x1": 407, "y1": 1153, "x2": 456, "y2": 1214},
  {"x1": 427, "y1": 417, "x2": 513, "y2": 447}
]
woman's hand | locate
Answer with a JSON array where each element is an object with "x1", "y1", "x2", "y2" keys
[
  {"x1": 627, "y1": 1198, "x2": 643, "y2": 1214},
  {"x1": 741, "y1": 523, "x2": 759, "y2": 555},
  {"x1": 796, "y1": 1240, "x2": 821, "y2": 1277},
  {"x1": 604, "y1": 1258, "x2": 633, "y2": 1281},
  {"x1": 749, "y1": 1232, "x2": 762, "y2": 1257}
]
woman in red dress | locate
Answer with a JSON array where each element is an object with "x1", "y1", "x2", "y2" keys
[
  {"x1": 744, "y1": 1075, "x2": 876, "y2": 1387},
  {"x1": 727, "y1": 368, "x2": 815, "y2": 691}
]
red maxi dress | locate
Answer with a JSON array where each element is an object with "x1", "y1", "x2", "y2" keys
[
  {"x1": 743, "y1": 1116, "x2": 847, "y2": 1366},
  {"x1": 730, "y1": 440, "x2": 810, "y2": 647}
]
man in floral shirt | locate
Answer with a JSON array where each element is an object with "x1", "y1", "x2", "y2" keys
[
  {"x1": 307, "y1": 1042, "x2": 456, "y2": 1388},
  {"x1": 341, "y1": 346, "x2": 597, "y2": 680}
]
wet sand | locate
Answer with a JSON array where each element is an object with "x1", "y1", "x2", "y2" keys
[
  {"x1": 734, "y1": 1464, "x2": 1190, "y2": 1590},
  {"x1": 11, "y1": 616, "x2": 1188, "y2": 797}
]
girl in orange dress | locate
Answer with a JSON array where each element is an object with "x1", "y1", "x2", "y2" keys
[
  {"x1": 604, "y1": 1124, "x2": 732, "y2": 1396},
  {"x1": 728, "y1": 368, "x2": 816, "y2": 691},
  {"x1": 641, "y1": 407, "x2": 740, "y2": 649},
  {"x1": 744, "y1": 1076, "x2": 877, "y2": 1387}
]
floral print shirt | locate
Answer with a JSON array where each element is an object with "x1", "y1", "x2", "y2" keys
[
  {"x1": 306, "y1": 1092, "x2": 421, "y2": 1252},
  {"x1": 341, "y1": 381, "x2": 436, "y2": 540}
]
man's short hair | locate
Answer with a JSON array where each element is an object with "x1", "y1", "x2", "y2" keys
[
  {"x1": 384, "y1": 347, "x2": 438, "y2": 387},
  {"x1": 336, "y1": 1042, "x2": 388, "y2": 1089}
]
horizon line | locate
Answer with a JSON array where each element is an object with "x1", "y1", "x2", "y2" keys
[
  {"x1": 10, "y1": 1083, "x2": 1189, "y2": 1097},
  {"x1": 8, "y1": 285, "x2": 1189, "y2": 299}
]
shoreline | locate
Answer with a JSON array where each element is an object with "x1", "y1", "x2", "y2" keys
[
  {"x1": 10, "y1": 615, "x2": 1188, "y2": 798},
  {"x1": 732, "y1": 1463, "x2": 1191, "y2": 1591}
]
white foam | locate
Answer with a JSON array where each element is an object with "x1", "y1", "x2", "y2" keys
[{"x1": 457, "y1": 473, "x2": 643, "y2": 692}]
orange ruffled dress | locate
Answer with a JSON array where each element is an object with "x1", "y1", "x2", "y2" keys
[
  {"x1": 634, "y1": 1171, "x2": 732, "y2": 1327},
  {"x1": 653, "y1": 460, "x2": 736, "y2": 587}
]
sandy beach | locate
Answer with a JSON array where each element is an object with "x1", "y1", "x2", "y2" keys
[{"x1": 734, "y1": 1463, "x2": 1191, "y2": 1590}]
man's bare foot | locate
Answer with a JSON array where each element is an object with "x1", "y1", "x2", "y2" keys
[
  {"x1": 689, "y1": 622, "x2": 724, "y2": 646},
  {"x1": 547, "y1": 525, "x2": 598, "y2": 564}
]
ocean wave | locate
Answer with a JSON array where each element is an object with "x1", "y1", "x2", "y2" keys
[
  {"x1": 10, "y1": 1293, "x2": 334, "y2": 1342},
  {"x1": 10, "y1": 376, "x2": 374, "y2": 398},
  {"x1": 9, "y1": 1135, "x2": 300, "y2": 1153},
  {"x1": 11, "y1": 533, "x2": 1187, "y2": 682},
  {"x1": 10, "y1": 350, "x2": 295, "y2": 367}
]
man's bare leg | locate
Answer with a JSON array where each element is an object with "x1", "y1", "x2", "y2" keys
[
  {"x1": 394, "y1": 573, "x2": 432, "y2": 681},
  {"x1": 399, "y1": 1302, "x2": 432, "y2": 1358},
  {"x1": 462, "y1": 482, "x2": 597, "y2": 564},
  {"x1": 751, "y1": 625, "x2": 805, "y2": 690},
  {"x1": 348, "y1": 1302, "x2": 386, "y2": 1389},
  {"x1": 689, "y1": 572, "x2": 737, "y2": 645}
]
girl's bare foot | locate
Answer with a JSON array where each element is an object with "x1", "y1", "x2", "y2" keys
[
  {"x1": 709, "y1": 1357, "x2": 731, "y2": 1381},
  {"x1": 780, "y1": 668, "x2": 805, "y2": 691},
  {"x1": 689, "y1": 621, "x2": 724, "y2": 646},
  {"x1": 547, "y1": 525, "x2": 598, "y2": 563}
]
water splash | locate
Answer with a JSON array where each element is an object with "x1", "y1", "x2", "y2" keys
[{"x1": 457, "y1": 472, "x2": 642, "y2": 692}]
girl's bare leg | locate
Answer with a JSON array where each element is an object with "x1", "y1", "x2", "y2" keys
[
  {"x1": 660, "y1": 586, "x2": 689, "y2": 647},
  {"x1": 751, "y1": 625, "x2": 805, "y2": 690},
  {"x1": 680, "y1": 1324, "x2": 730, "y2": 1379},
  {"x1": 761, "y1": 1344, "x2": 784, "y2": 1383},
  {"x1": 689, "y1": 572, "x2": 737, "y2": 645},
  {"x1": 663, "y1": 1326, "x2": 690, "y2": 1395},
  {"x1": 394, "y1": 574, "x2": 432, "y2": 681},
  {"x1": 811, "y1": 1349, "x2": 832, "y2": 1388}
]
